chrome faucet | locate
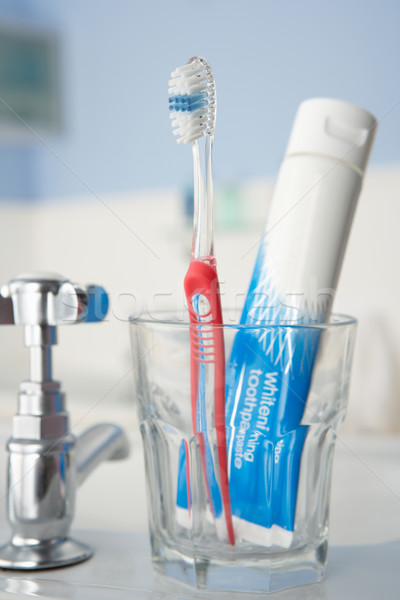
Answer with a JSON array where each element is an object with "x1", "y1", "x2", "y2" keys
[{"x1": 0, "y1": 273, "x2": 129, "y2": 570}]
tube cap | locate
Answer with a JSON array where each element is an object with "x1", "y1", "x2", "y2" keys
[{"x1": 285, "y1": 98, "x2": 377, "y2": 174}]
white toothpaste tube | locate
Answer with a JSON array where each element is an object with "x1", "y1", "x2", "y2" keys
[{"x1": 225, "y1": 98, "x2": 377, "y2": 546}]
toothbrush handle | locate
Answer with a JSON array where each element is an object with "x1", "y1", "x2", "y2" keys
[{"x1": 184, "y1": 260, "x2": 235, "y2": 545}]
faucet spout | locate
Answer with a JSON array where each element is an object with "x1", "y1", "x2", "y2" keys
[{"x1": 75, "y1": 423, "x2": 129, "y2": 486}]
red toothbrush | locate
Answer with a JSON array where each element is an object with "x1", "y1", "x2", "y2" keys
[{"x1": 169, "y1": 57, "x2": 234, "y2": 544}]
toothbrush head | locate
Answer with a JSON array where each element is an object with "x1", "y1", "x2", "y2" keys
[{"x1": 168, "y1": 56, "x2": 216, "y2": 144}]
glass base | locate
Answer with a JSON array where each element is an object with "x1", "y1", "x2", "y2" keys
[{"x1": 152, "y1": 538, "x2": 328, "y2": 594}]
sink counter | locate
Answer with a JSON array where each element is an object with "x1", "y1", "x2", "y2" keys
[{"x1": 0, "y1": 421, "x2": 399, "y2": 599}]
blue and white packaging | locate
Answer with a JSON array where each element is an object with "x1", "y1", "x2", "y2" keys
[{"x1": 225, "y1": 98, "x2": 377, "y2": 547}]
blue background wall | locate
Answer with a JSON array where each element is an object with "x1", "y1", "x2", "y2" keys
[{"x1": 0, "y1": 0, "x2": 399, "y2": 200}]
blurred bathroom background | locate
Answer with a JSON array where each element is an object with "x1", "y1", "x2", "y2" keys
[{"x1": 0, "y1": 0, "x2": 399, "y2": 435}]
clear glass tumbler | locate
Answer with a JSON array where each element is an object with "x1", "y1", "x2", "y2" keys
[{"x1": 129, "y1": 310, "x2": 356, "y2": 593}]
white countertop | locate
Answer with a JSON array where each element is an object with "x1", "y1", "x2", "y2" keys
[
  {"x1": 0, "y1": 529, "x2": 399, "y2": 600},
  {"x1": 0, "y1": 425, "x2": 399, "y2": 599}
]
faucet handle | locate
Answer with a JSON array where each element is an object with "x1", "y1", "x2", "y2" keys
[
  {"x1": 0, "y1": 272, "x2": 108, "y2": 327},
  {"x1": 83, "y1": 284, "x2": 110, "y2": 323}
]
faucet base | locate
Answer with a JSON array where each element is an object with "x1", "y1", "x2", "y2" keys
[{"x1": 0, "y1": 537, "x2": 92, "y2": 570}]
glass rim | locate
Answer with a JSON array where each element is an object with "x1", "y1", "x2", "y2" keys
[{"x1": 128, "y1": 310, "x2": 357, "y2": 330}]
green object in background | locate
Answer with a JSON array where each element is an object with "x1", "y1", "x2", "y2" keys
[
  {"x1": 215, "y1": 182, "x2": 244, "y2": 230},
  {"x1": 0, "y1": 25, "x2": 60, "y2": 136}
]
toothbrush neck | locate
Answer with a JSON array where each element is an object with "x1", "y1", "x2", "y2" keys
[{"x1": 191, "y1": 135, "x2": 214, "y2": 260}]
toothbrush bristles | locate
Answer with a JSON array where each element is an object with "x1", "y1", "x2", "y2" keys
[{"x1": 168, "y1": 56, "x2": 216, "y2": 144}]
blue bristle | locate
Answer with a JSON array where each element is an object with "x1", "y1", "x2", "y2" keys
[{"x1": 168, "y1": 92, "x2": 208, "y2": 113}]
